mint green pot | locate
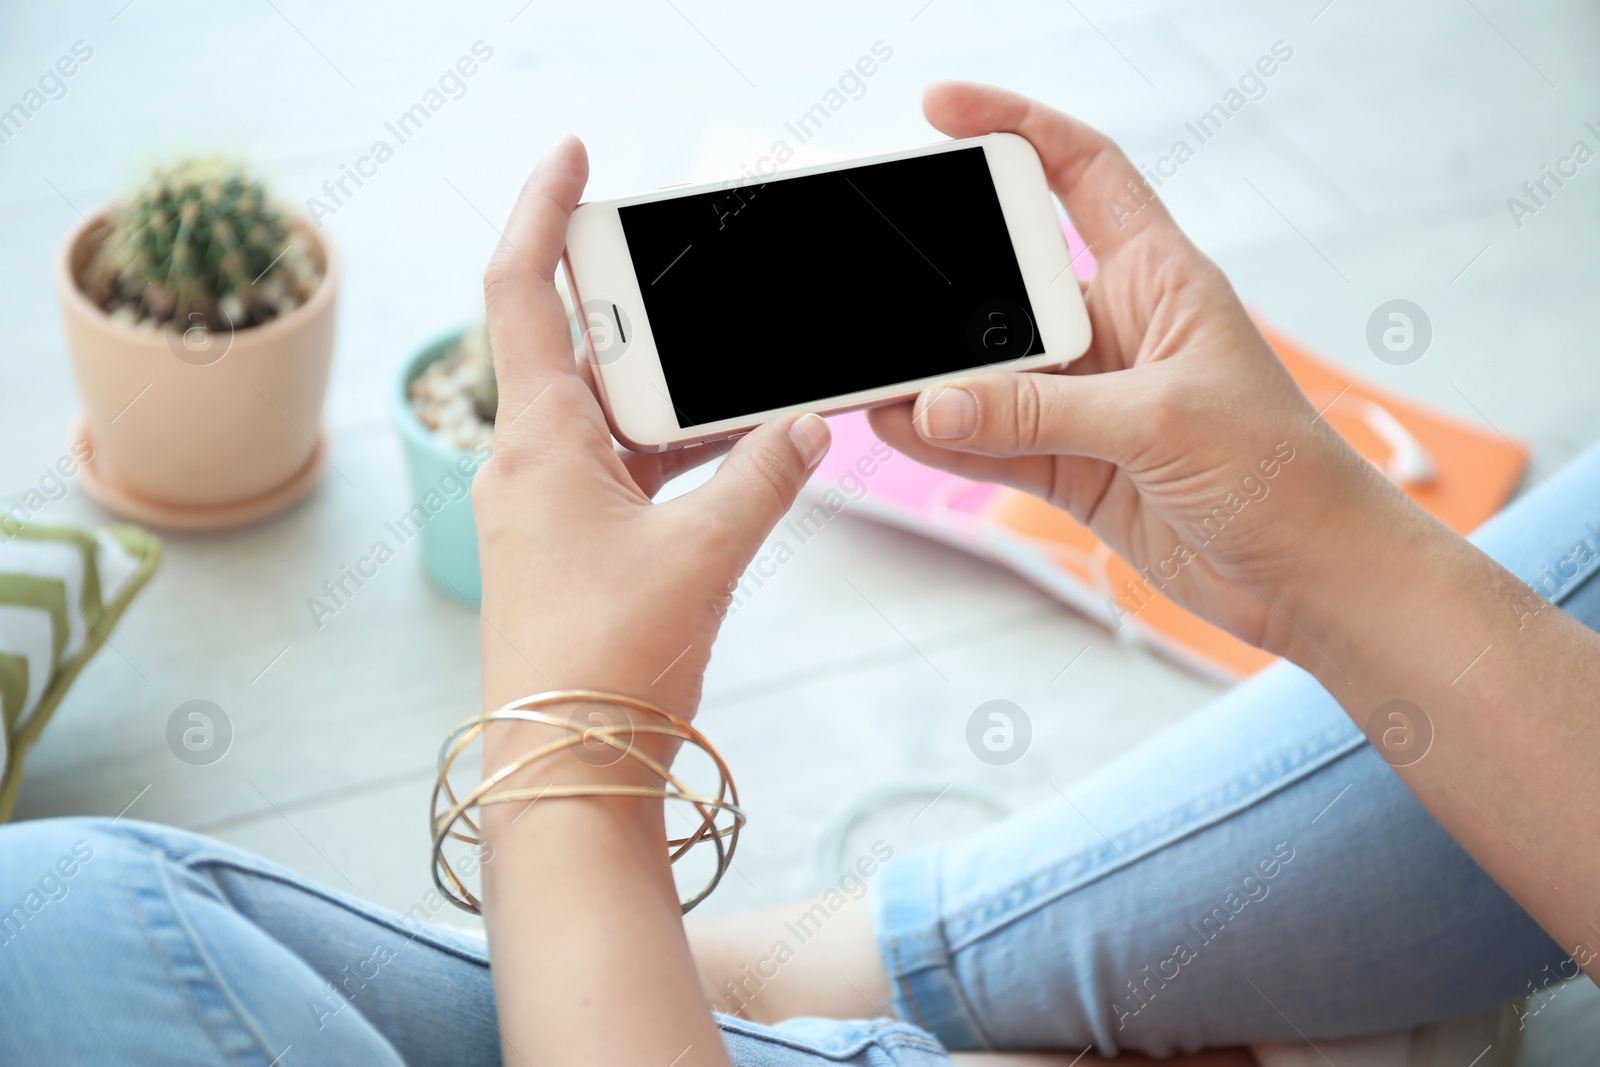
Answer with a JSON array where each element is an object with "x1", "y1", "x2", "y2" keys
[{"x1": 391, "y1": 330, "x2": 486, "y2": 606}]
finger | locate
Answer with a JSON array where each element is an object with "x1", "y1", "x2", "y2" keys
[
  {"x1": 869, "y1": 402, "x2": 1128, "y2": 531},
  {"x1": 909, "y1": 369, "x2": 1148, "y2": 462},
  {"x1": 483, "y1": 135, "x2": 590, "y2": 411},
  {"x1": 867, "y1": 402, "x2": 1057, "y2": 496},
  {"x1": 675, "y1": 414, "x2": 830, "y2": 552},
  {"x1": 922, "y1": 81, "x2": 1178, "y2": 255}
]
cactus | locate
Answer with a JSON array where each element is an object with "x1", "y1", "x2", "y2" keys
[
  {"x1": 409, "y1": 320, "x2": 498, "y2": 451},
  {"x1": 83, "y1": 158, "x2": 320, "y2": 331}
]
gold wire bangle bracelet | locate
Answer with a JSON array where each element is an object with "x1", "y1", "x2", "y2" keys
[
  {"x1": 430, "y1": 690, "x2": 743, "y2": 915},
  {"x1": 431, "y1": 711, "x2": 739, "y2": 912},
  {"x1": 433, "y1": 715, "x2": 734, "y2": 853}
]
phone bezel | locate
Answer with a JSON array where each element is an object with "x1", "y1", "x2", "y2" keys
[{"x1": 562, "y1": 132, "x2": 1091, "y2": 452}]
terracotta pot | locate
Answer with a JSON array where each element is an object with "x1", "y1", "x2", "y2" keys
[{"x1": 55, "y1": 208, "x2": 339, "y2": 525}]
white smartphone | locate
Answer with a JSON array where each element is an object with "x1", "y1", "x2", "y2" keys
[{"x1": 562, "y1": 133, "x2": 1092, "y2": 452}]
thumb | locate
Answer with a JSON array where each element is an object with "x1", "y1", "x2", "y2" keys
[
  {"x1": 911, "y1": 370, "x2": 1141, "y2": 461},
  {"x1": 678, "y1": 413, "x2": 831, "y2": 548}
]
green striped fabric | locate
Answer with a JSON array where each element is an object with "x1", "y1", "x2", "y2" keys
[{"x1": 0, "y1": 519, "x2": 160, "y2": 821}]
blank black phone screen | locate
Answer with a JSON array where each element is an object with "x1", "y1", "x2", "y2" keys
[{"x1": 617, "y1": 147, "x2": 1043, "y2": 428}]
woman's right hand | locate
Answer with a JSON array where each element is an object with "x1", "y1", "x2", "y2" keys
[
  {"x1": 889, "y1": 81, "x2": 1600, "y2": 991},
  {"x1": 869, "y1": 82, "x2": 1414, "y2": 661}
]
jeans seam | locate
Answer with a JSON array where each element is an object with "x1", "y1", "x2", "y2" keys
[
  {"x1": 880, "y1": 853, "x2": 996, "y2": 1051},
  {"x1": 942, "y1": 722, "x2": 1368, "y2": 951},
  {"x1": 715, "y1": 1014, "x2": 948, "y2": 1061},
  {"x1": 890, "y1": 937, "x2": 995, "y2": 1049},
  {"x1": 886, "y1": 943, "x2": 925, "y2": 1030},
  {"x1": 929, "y1": 919, "x2": 995, "y2": 1050},
  {"x1": 119, "y1": 835, "x2": 280, "y2": 1066},
  {"x1": 882, "y1": 883, "x2": 931, "y2": 1034},
  {"x1": 119, "y1": 841, "x2": 220, "y2": 1058}
]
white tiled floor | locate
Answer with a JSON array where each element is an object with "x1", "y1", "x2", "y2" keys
[{"x1": 3, "y1": 1, "x2": 1598, "y2": 1061}]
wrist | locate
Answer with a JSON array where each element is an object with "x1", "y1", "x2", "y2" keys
[
  {"x1": 480, "y1": 704, "x2": 681, "y2": 788},
  {"x1": 1274, "y1": 490, "x2": 1473, "y2": 695},
  {"x1": 463, "y1": 690, "x2": 741, "y2": 916},
  {"x1": 476, "y1": 712, "x2": 676, "y2": 847},
  {"x1": 476, "y1": 600, "x2": 707, "y2": 723},
  {"x1": 1246, "y1": 437, "x2": 1417, "y2": 666}
]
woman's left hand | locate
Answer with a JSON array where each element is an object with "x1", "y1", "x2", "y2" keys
[
  {"x1": 469, "y1": 135, "x2": 828, "y2": 1067},
  {"x1": 471, "y1": 134, "x2": 832, "y2": 722}
]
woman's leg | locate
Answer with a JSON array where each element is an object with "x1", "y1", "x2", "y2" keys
[
  {"x1": 0, "y1": 818, "x2": 492, "y2": 1066},
  {"x1": 693, "y1": 443, "x2": 1600, "y2": 1059},
  {"x1": 0, "y1": 816, "x2": 953, "y2": 1065},
  {"x1": 869, "y1": 443, "x2": 1600, "y2": 1057}
]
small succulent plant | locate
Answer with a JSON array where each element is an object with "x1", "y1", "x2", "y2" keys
[
  {"x1": 83, "y1": 158, "x2": 320, "y2": 331},
  {"x1": 409, "y1": 320, "x2": 498, "y2": 452}
]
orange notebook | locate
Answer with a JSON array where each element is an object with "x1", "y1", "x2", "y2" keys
[{"x1": 812, "y1": 319, "x2": 1529, "y2": 681}]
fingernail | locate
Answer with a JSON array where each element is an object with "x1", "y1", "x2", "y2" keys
[
  {"x1": 789, "y1": 413, "x2": 830, "y2": 470},
  {"x1": 918, "y1": 386, "x2": 977, "y2": 440}
]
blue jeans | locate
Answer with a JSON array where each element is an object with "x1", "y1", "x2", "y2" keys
[
  {"x1": 875, "y1": 443, "x2": 1600, "y2": 1057},
  {"x1": 3, "y1": 446, "x2": 1597, "y2": 1065}
]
